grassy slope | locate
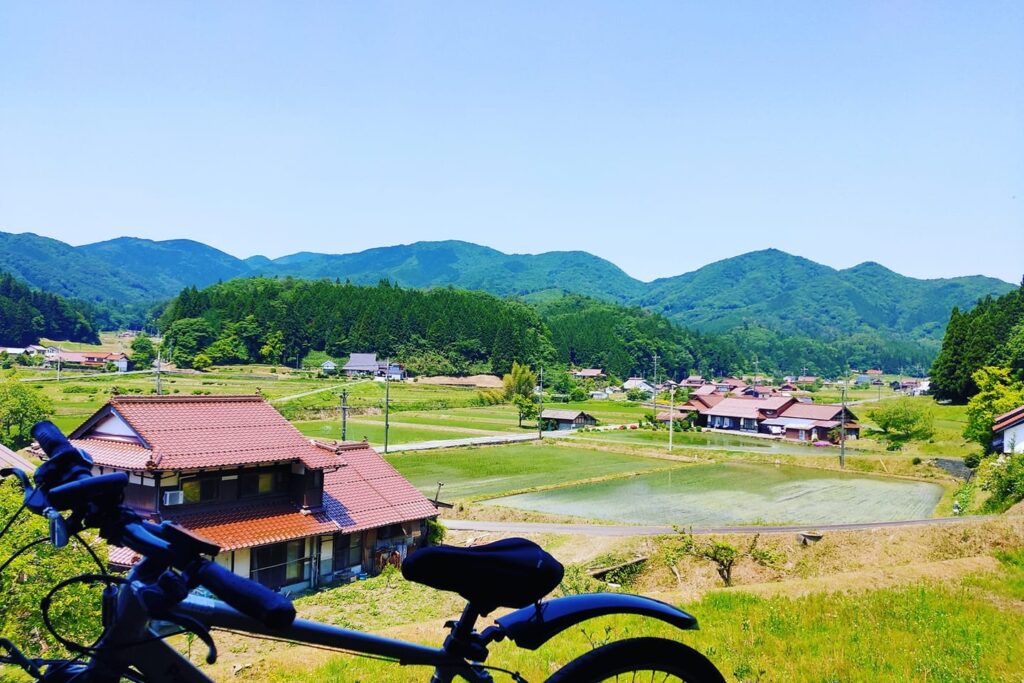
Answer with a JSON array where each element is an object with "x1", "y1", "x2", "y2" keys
[{"x1": 183, "y1": 522, "x2": 1024, "y2": 683}]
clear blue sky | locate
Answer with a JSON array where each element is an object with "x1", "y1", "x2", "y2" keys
[{"x1": 1, "y1": 2, "x2": 1021, "y2": 283}]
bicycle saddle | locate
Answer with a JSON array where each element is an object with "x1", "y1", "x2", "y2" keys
[{"x1": 402, "y1": 537, "x2": 564, "y2": 614}]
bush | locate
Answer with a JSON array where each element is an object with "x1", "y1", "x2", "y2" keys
[
  {"x1": 911, "y1": 456, "x2": 922, "y2": 465},
  {"x1": 964, "y1": 453, "x2": 982, "y2": 469},
  {"x1": 425, "y1": 518, "x2": 446, "y2": 545}
]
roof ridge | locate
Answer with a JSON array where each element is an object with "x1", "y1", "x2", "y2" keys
[{"x1": 110, "y1": 394, "x2": 263, "y2": 403}]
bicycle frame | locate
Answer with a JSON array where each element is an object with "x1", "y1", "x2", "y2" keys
[
  {"x1": 85, "y1": 585, "x2": 492, "y2": 683},
  {"x1": 79, "y1": 581, "x2": 699, "y2": 682}
]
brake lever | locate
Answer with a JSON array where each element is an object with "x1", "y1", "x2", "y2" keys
[
  {"x1": 44, "y1": 508, "x2": 69, "y2": 549},
  {"x1": 136, "y1": 570, "x2": 219, "y2": 664}
]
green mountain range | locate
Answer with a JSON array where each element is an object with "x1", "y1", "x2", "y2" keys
[{"x1": 0, "y1": 231, "x2": 1013, "y2": 346}]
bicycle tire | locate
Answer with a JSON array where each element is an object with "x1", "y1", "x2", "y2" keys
[{"x1": 544, "y1": 637, "x2": 726, "y2": 683}]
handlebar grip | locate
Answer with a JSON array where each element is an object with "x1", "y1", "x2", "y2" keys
[
  {"x1": 194, "y1": 560, "x2": 296, "y2": 629},
  {"x1": 31, "y1": 421, "x2": 78, "y2": 461}
]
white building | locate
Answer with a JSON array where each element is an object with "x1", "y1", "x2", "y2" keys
[{"x1": 994, "y1": 405, "x2": 1024, "y2": 454}]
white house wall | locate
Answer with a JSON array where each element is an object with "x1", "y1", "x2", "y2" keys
[{"x1": 1003, "y1": 423, "x2": 1024, "y2": 454}]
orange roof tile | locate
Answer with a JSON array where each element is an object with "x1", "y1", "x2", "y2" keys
[
  {"x1": 68, "y1": 395, "x2": 340, "y2": 471},
  {"x1": 994, "y1": 404, "x2": 1024, "y2": 433}
]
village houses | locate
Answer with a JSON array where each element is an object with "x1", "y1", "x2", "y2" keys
[{"x1": 55, "y1": 394, "x2": 437, "y2": 591}]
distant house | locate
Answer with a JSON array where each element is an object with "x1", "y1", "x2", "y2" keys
[
  {"x1": 770, "y1": 403, "x2": 860, "y2": 441},
  {"x1": 797, "y1": 375, "x2": 818, "y2": 385},
  {"x1": 740, "y1": 385, "x2": 779, "y2": 398},
  {"x1": 993, "y1": 405, "x2": 1024, "y2": 453},
  {"x1": 541, "y1": 409, "x2": 597, "y2": 431},
  {"x1": 622, "y1": 377, "x2": 655, "y2": 395},
  {"x1": 377, "y1": 361, "x2": 407, "y2": 381},
  {"x1": 704, "y1": 397, "x2": 796, "y2": 433},
  {"x1": 572, "y1": 368, "x2": 605, "y2": 379},
  {"x1": 866, "y1": 369, "x2": 883, "y2": 376},
  {"x1": 692, "y1": 384, "x2": 718, "y2": 397},
  {"x1": 49, "y1": 351, "x2": 129, "y2": 372},
  {"x1": 682, "y1": 375, "x2": 706, "y2": 388},
  {"x1": 713, "y1": 377, "x2": 747, "y2": 394},
  {"x1": 57, "y1": 395, "x2": 437, "y2": 589},
  {"x1": 343, "y1": 353, "x2": 380, "y2": 376},
  {"x1": 779, "y1": 382, "x2": 799, "y2": 392},
  {"x1": 588, "y1": 390, "x2": 609, "y2": 400},
  {"x1": 321, "y1": 361, "x2": 337, "y2": 375}
]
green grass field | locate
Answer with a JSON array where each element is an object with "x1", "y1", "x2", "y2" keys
[
  {"x1": 294, "y1": 418, "x2": 486, "y2": 446},
  {"x1": 385, "y1": 443, "x2": 682, "y2": 500}
]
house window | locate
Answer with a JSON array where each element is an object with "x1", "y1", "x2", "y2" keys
[
  {"x1": 251, "y1": 539, "x2": 307, "y2": 588},
  {"x1": 240, "y1": 471, "x2": 280, "y2": 498},
  {"x1": 333, "y1": 532, "x2": 363, "y2": 571},
  {"x1": 181, "y1": 477, "x2": 220, "y2": 504}
]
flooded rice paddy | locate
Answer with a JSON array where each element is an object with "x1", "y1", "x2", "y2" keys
[{"x1": 484, "y1": 462, "x2": 943, "y2": 526}]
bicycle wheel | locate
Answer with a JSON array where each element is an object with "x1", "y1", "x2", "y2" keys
[{"x1": 544, "y1": 637, "x2": 726, "y2": 683}]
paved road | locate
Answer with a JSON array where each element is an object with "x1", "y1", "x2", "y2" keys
[{"x1": 444, "y1": 515, "x2": 995, "y2": 537}]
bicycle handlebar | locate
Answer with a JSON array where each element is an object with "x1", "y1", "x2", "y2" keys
[
  {"x1": 192, "y1": 560, "x2": 296, "y2": 629},
  {"x1": 16, "y1": 420, "x2": 297, "y2": 629}
]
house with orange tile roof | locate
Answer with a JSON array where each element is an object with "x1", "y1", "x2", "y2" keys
[
  {"x1": 704, "y1": 396, "x2": 796, "y2": 432},
  {"x1": 762, "y1": 403, "x2": 860, "y2": 442},
  {"x1": 993, "y1": 404, "x2": 1024, "y2": 453},
  {"x1": 58, "y1": 395, "x2": 437, "y2": 591}
]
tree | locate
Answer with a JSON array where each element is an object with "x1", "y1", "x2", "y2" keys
[
  {"x1": 964, "y1": 366, "x2": 1024, "y2": 452},
  {"x1": 259, "y1": 330, "x2": 285, "y2": 365},
  {"x1": 511, "y1": 393, "x2": 539, "y2": 428},
  {"x1": 670, "y1": 529, "x2": 777, "y2": 587},
  {"x1": 504, "y1": 362, "x2": 538, "y2": 427},
  {"x1": 0, "y1": 378, "x2": 52, "y2": 447},
  {"x1": 129, "y1": 334, "x2": 156, "y2": 368},
  {"x1": 162, "y1": 317, "x2": 215, "y2": 368},
  {"x1": 503, "y1": 361, "x2": 537, "y2": 401},
  {"x1": 0, "y1": 478, "x2": 103, "y2": 656},
  {"x1": 869, "y1": 398, "x2": 935, "y2": 448},
  {"x1": 191, "y1": 353, "x2": 212, "y2": 371}
]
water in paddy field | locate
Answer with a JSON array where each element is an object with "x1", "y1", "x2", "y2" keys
[
  {"x1": 589, "y1": 430, "x2": 852, "y2": 457},
  {"x1": 484, "y1": 462, "x2": 944, "y2": 526}
]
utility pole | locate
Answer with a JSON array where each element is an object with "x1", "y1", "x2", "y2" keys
[
  {"x1": 155, "y1": 346, "x2": 162, "y2": 395},
  {"x1": 340, "y1": 389, "x2": 349, "y2": 441},
  {"x1": 56, "y1": 345, "x2": 62, "y2": 382},
  {"x1": 537, "y1": 367, "x2": 544, "y2": 439},
  {"x1": 384, "y1": 358, "x2": 391, "y2": 454},
  {"x1": 840, "y1": 383, "x2": 847, "y2": 469},
  {"x1": 651, "y1": 352, "x2": 659, "y2": 416},
  {"x1": 668, "y1": 385, "x2": 675, "y2": 453}
]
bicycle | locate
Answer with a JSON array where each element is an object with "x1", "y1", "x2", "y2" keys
[{"x1": 0, "y1": 420, "x2": 725, "y2": 682}]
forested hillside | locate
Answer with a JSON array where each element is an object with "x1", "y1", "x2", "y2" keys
[
  {"x1": 1, "y1": 232, "x2": 1011, "y2": 360},
  {"x1": 158, "y1": 279, "x2": 553, "y2": 376},
  {"x1": 931, "y1": 283, "x2": 1024, "y2": 402},
  {"x1": 158, "y1": 279, "x2": 938, "y2": 379},
  {"x1": 0, "y1": 272, "x2": 99, "y2": 346}
]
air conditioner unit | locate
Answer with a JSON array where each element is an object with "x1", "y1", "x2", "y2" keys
[{"x1": 163, "y1": 490, "x2": 184, "y2": 506}]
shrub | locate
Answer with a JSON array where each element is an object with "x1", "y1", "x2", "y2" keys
[
  {"x1": 425, "y1": 518, "x2": 446, "y2": 545},
  {"x1": 964, "y1": 453, "x2": 982, "y2": 469},
  {"x1": 911, "y1": 456, "x2": 922, "y2": 465}
]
